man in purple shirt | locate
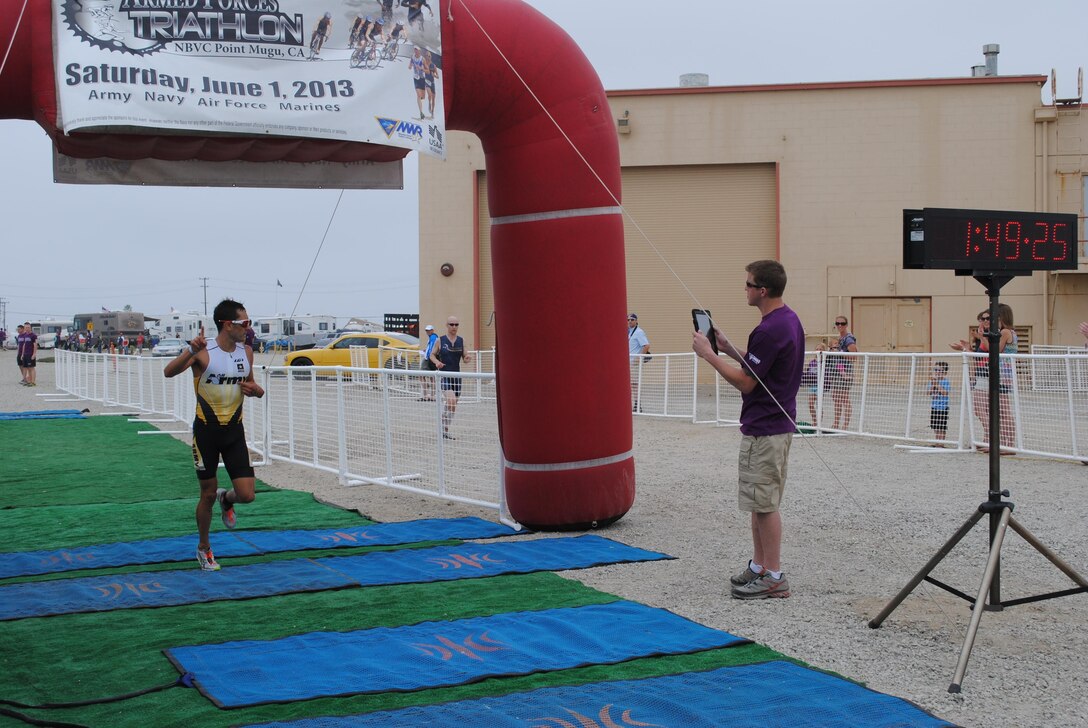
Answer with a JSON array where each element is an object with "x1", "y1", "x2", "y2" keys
[
  {"x1": 693, "y1": 260, "x2": 804, "y2": 600},
  {"x1": 16, "y1": 322, "x2": 39, "y2": 387}
]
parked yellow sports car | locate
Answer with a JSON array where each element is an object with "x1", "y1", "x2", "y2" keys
[{"x1": 283, "y1": 332, "x2": 419, "y2": 372}]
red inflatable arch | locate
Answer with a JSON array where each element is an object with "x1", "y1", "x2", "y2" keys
[{"x1": 0, "y1": 0, "x2": 634, "y2": 529}]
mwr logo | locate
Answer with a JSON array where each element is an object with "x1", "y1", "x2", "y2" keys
[{"x1": 376, "y1": 117, "x2": 424, "y2": 141}]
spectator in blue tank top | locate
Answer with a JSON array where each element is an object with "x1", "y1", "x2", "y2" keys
[
  {"x1": 418, "y1": 324, "x2": 438, "y2": 401},
  {"x1": 693, "y1": 260, "x2": 804, "y2": 601}
]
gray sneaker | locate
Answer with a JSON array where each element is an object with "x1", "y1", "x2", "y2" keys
[
  {"x1": 729, "y1": 563, "x2": 764, "y2": 587},
  {"x1": 731, "y1": 573, "x2": 790, "y2": 600}
]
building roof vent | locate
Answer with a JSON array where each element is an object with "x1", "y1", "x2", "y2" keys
[
  {"x1": 982, "y1": 43, "x2": 999, "y2": 76},
  {"x1": 679, "y1": 73, "x2": 709, "y2": 87}
]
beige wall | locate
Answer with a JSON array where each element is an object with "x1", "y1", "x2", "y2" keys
[{"x1": 420, "y1": 76, "x2": 1088, "y2": 352}]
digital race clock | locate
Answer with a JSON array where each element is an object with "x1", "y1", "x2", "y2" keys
[{"x1": 903, "y1": 208, "x2": 1079, "y2": 272}]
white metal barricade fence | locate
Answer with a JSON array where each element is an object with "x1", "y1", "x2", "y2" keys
[
  {"x1": 1029, "y1": 345, "x2": 1088, "y2": 392},
  {"x1": 250, "y1": 365, "x2": 509, "y2": 520},
  {"x1": 632, "y1": 348, "x2": 1087, "y2": 461},
  {"x1": 55, "y1": 347, "x2": 1086, "y2": 514},
  {"x1": 55, "y1": 350, "x2": 510, "y2": 518}
]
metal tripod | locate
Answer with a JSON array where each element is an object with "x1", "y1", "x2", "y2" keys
[{"x1": 868, "y1": 273, "x2": 1088, "y2": 692}]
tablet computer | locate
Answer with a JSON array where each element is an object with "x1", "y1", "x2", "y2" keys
[{"x1": 692, "y1": 309, "x2": 718, "y2": 354}]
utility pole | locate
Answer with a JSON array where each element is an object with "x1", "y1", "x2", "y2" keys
[
  {"x1": 200, "y1": 277, "x2": 209, "y2": 315},
  {"x1": 0, "y1": 297, "x2": 7, "y2": 332}
]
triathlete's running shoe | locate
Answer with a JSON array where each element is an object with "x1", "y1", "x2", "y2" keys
[{"x1": 216, "y1": 488, "x2": 236, "y2": 529}]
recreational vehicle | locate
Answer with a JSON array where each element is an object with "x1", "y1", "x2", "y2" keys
[
  {"x1": 253, "y1": 315, "x2": 336, "y2": 350},
  {"x1": 27, "y1": 319, "x2": 73, "y2": 349},
  {"x1": 151, "y1": 312, "x2": 216, "y2": 342},
  {"x1": 72, "y1": 311, "x2": 146, "y2": 339}
]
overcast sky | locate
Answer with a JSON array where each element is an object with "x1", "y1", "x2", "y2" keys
[{"x1": 1, "y1": 0, "x2": 1085, "y2": 330}]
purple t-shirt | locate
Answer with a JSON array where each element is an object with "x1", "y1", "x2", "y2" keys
[
  {"x1": 738, "y1": 305, "x2": 805, "y2": 436},
  {"x1": 16, "y1": 331, "x2": 37, "y2": 359}
]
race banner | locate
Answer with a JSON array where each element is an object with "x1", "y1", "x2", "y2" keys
[{"x1": 52, "y1": 0, "x2": 446, "y2": 159}]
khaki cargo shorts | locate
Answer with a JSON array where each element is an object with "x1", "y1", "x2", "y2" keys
[{"x1": 738, "y1": 433, "x2": 793, "y2": 513}]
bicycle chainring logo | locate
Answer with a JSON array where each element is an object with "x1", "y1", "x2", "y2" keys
[
  {"x1": 63, "y1": 0, "x2": 165, "y2": 56},
  {"x1": 62, "y1": 0, "x2": 306, "y2": 58}
]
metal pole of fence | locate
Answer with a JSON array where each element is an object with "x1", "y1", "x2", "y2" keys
[
  {"x1": 1010, "y1": 359, "x2": 1024, "y2": 451},
  {"x1": 816, "y1": 352, "x2": 825, "y2": 431},
  {"x1": 1065, "y1": 358, "x2": 1081, "y2": 460},
  {"x1": 714, "y1": 370, "x2": 722, "y2": 424},
  {"x1": 336, "y1": 369, "x2": 347, "y2": 484},
  {"x1": 955, "y1": 355, "x2": 969, "y2": 448},
  {"x1": 310, "y1": 373, "x2": 319, "y2": 467},
  {"x1": 435, "y1": 372, "x2": 447, "y2": 497},
  {"x1": 856, "y1": 353, "x2": 869, "y2": 433},
  {"x1": 690, "y1": 354, "x2": 698, "y2": 423},
  {"x1": 382, "y1": 370, "x2": 395, "y2": 485},
  {"x1": 904, "y1": 354, "x2": 917, "y2": 439},
  {"x1": 137, "y1": 357, "x2": 144, "y2": 412},
  {"x1": 662, "y1": 354, "x2": 671, "y2": 416},
  {"x1": 287, "y1": 372, "x2": 296, "y2": 462},
  {"x1": 159, "y1": 359, "x2": 168, "y2": 414},
  {"x1": 261, "y1": 367, "x2": 272, "y2": 460}
]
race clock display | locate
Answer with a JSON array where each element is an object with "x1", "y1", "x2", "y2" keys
[{"x1": 904, "y1": 208, "x2": 1079, "y2": 272}]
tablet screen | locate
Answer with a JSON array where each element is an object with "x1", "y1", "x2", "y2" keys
[{"x1": 692, "y1": 309, "x2": 718, "y2": 354}]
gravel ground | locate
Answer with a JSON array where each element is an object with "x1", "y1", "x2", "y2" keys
[{"x1": 6, "y1": 358, "x2": 1087, "y2": 727}]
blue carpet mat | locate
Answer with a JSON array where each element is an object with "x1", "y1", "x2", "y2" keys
[
  {"x1": 244, "y1": 660, "x2": 951, "y2": 727},
  {"x1": 167, "y1": 601, "x2": 747, "y2": 708},
  {"x1": 0, "y1": 535, "x2": 671, "y2": 620},
  {"x1": 0, "y1": 409, "x2": 86, "y2": 420},
  {"x1": 0, "y1": 517, "x2": 520, "y2": 578}
]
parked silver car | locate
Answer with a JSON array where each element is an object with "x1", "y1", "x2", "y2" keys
[{"x1": 151, "y1": 338, "x2": 185, "y2": 357}]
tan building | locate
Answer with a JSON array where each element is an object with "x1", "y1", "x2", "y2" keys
[{"x1": 420, "y1": 73, "x2": 1087, "y2": 360}]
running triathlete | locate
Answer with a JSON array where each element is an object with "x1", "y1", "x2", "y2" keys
[
  {"x1": 163, "y1": 299, "x2": 265, "y2": 571},
  {"x1": 423, "y1": 49, "x2": 439, "y2": 118},
  {"x1": 410, "y1": 46, "x2": 427, "y2": 119}
]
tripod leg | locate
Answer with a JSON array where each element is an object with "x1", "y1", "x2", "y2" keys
[
  {"x1": 869, "y1": 509, "x2": 985, "y2": 628},
  {"x1": 1007, "y1": 517, "x2": 1088, "y2": 588},
  {"x1": 949, "y1": 506, "x2": 1012, "y2": 693}
]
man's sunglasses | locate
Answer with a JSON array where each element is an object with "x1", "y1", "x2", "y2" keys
[{"x1": 222, "y1": 319, "x2": 252, "y2": 328}]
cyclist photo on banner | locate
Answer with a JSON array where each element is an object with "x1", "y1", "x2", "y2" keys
[{"x1": 309, "y1": 12, "x2": 333, "y2": 59}]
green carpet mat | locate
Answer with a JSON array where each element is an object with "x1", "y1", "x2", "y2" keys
[
  {"x1": 0, "y1": 575, "x2": 784, "y2": 728},
  {"x1": 0, "y1": 418, "x2": 794, "y2": 728},
  {"x1": 0, "y1": 490, "x2": 367, "y2": 555},
  {"x1": 0, "y1": 417, "x2": 275, "y2": 508}
]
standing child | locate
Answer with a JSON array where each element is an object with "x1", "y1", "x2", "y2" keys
[{"x1": 929, "y1": 361, "x2": 950, "y2": 444}]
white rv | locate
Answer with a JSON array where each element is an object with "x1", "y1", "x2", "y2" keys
[
  {"x1": 28, "y1": 319, "x2": 73, "y2": 349},
  {"x1": 253, "y1": 315, "x2": 336, "y2": 350},
  {"x1": 151, "y1": 312, "x2": 216, "y2": 342}
]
